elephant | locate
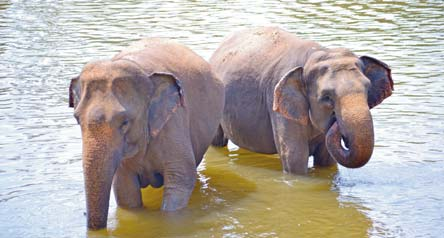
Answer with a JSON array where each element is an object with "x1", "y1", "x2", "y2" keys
[
  {"x1": 210, "y1": 27, "x2": 393, "y2": 174},
  {"x1": 69, "y1": 38, "x2": 224, "y2": 230}
]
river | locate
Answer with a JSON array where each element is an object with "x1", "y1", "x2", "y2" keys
[{"x1": 0, "y1": 1, "x2": 443, "y2": 237}]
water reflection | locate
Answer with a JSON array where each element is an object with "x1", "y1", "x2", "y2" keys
[
  {"x1": 0, "y1": 0, "x2": 443, "y2": 237},
  {"x1": 88, "y1": 147, "x2": 370, "y2": 238}
]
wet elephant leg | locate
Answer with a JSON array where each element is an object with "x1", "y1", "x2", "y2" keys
[
  {"x1": 271, "y1": 115, "x2": 310, "y2": 174},
  {"x1": 278, "y1": 140, "x2": 309, "y2": 174},
  {"x1": 313, "y1": 138, "x2": 337, "y2": 167},
  {"x1": 113, "y1": 165, "x2": 142, "y2": 208},
  {"x1": 161, "y1": 153, "x2": 196, "y2": 211}
]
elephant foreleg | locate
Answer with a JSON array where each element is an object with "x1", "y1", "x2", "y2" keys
[
  {"x1": 113, "y1": 166, "x2": 142, "y2": 208},
  {"x1": 278, "y1": 141, "x2": 309, "y2": 174},
  {"x1": 272, "y1": 115, "x2": 310, "y2": 174},
  {"x1": 161, "y1": 156, "x2": 196, "y2": 211}
]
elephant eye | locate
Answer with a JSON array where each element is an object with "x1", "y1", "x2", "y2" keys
[
  {"x1": 120, "y1": 119, "x2": 130, "y2": 133},
  {"x1": 320, "y1": 94, "x2": 334, "y2": 108}
]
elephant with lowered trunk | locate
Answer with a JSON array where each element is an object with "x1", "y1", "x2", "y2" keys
[
  {"x1": 211, "y1": 27, "x2": 393, "y2": 174},
  {"x1": 69, "y1": 38, "x2": 224, "y2": 230}
]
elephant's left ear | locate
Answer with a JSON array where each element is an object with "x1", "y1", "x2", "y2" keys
[
  {"x1": 360, "y1": 56, "x2": 394, "y2": 108},
  {"x1": 69, "y1": 76, "x2": 80, "y2": 108},
  {"x1": 147, "y1": 72, "x2": 185, "y2": 139}
]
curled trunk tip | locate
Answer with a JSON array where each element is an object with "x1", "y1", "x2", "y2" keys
[{"x1": 326, "y1": 121, "x2": 374, "y2": 168}]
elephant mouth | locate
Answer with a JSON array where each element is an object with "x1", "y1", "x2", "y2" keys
[
  {"x1": 326, "y1": 116, "x2": 350, "y2": 151},
  {"x1": 326, "y1": 113, "x2": 337, "y2": 131}
]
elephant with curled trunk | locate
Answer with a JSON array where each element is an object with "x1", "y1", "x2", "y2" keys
[
  {"x1": 211, "y1": 27, "x2": 393, "y2": 174},
  {"x1": 69, "y1": 38, "x2": 224, "y2": 229}
]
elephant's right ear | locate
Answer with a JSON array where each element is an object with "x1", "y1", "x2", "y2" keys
[
  {"x1": 69, "y1": 76, "x2": 80, "y2": 108},
  {"x1": 147, "y1": 72, "x2": 185, "y2": 139},
  {"x1": 273, "y1": 67, "x2": 309, "y2": 125}
]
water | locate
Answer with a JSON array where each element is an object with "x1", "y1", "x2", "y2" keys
[{"x1": 0, "y1": 0, "x2": 443, "y2": 237}]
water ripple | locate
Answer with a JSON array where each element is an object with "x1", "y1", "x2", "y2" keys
[{"x1": 0, "y1": 1, "x2": 443, "y2": 237}]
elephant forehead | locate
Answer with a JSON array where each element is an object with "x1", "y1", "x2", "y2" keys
[
  {"x1": 316, "y1": 57, "x2": 361, "y2": 70},
  {"x1": 81, "y1": 60, "x2": 140, "y2": 83},
  {"x1": 331, "y1": 70, "x2": 369, "y2": 88},
  {"x1": 311, "y1": 67, "x2": 369, "y2": 97}
]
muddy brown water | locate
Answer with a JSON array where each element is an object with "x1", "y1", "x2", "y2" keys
[{"x1": 0, "y1": 1, "x2": 443, "y2": 237}]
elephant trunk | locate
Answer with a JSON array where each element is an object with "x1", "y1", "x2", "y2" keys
[
  {"x1": 82, "y1": 124, "x2": 120, "y2": 230},
  {"x1": 326, "y1": 94, "x2": 374, "y2": 168}
]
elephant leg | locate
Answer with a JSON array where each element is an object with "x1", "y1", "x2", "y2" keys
[
  {"x1": 313, "y1": 138, "x2": 337, "y2": 167},
  {"x1": 161, "y1": 155, "x2": 196, "y2": 211},
  {"x1": 211, "y1": 125, "x2": 228, "y2": 147},
  {"x1": 278, "y1": 140, "x2": 310, "y2": 174},
  {"x1": 113, "y1": 165, "x2": 142, "y2": 208},
  {"x1": 271, "y1": 115, "x2": 310, "y2": 174}
]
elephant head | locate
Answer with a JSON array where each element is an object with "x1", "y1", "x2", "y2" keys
[
  {"x1": 273, "y1": 48, "x2": 393, "y2": 168},
  {"x1": 69, "y1": 59, "x2": 184, "y2": 229}
]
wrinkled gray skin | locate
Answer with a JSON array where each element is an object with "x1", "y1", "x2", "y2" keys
[
  {"x1": 211, "y1": 27, "x2": 393, "y2": 174},
  {"x1": 69, "y1": 38, "x2": 224, "y2": 230}
]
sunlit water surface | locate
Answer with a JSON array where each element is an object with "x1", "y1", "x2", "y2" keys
[{"x1": 0, "y1": 1, "x2": 443, "y2": 237}]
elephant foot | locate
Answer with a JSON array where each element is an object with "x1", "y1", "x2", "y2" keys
[{"x1": 161, "y1": 187, "x2": 193, "y2": 211}]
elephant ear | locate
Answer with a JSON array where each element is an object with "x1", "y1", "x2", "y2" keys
[
  {"x1": 360, "y1": 56, "x2": 394, "y2": 108},
  {"x1": 147, "y1": 72, "x2": 185, "y2": 139},
  {"x1": 273, "y1": 67, "x2": 309, "y2": 125},
  {"x1": 69, "y1": 76, "x2": 80, "y2": 108}
]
